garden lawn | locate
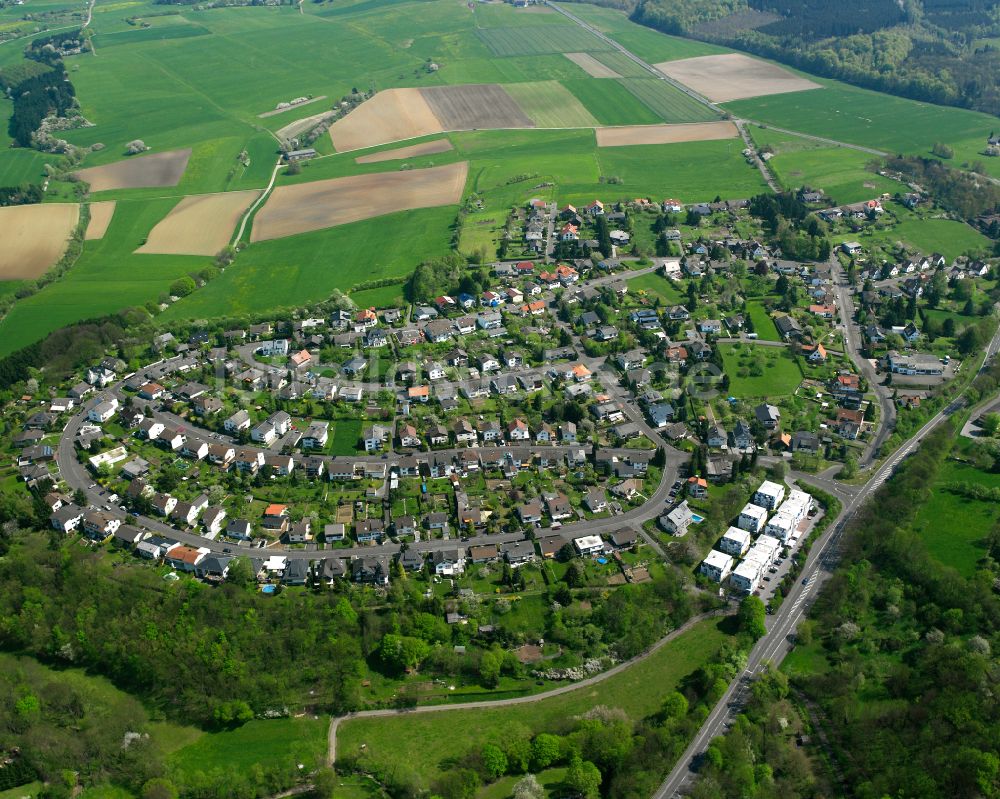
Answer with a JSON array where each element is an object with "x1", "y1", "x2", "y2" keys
[
  {"x1": 330, "y1": 419, "x2": 364, "y2": 455},
  {"x1": 627, "y1": 272, "x2": 685, "y2": 304},
  {"x1": 167, "y1": 717, "x2": 327, "y2": 776},
  {"x1": 337, "y1": 617, "x2": 730, "y2": 787},
  {"x1": 744, "y1": 301, "x2": 781, "y2": 341},
  {"x1": 719, "y1": 343, "x2": 803, "y2": 398}
]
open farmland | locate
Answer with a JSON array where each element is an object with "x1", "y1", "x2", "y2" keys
[
  {"x1": 618, "y1": 77, "x2": 721, "y2": 123},
  {"x1": 0, "y1": 203, "x2": 79, "y2": 279},
  {"x1": 564, "y1": 51, "x2": 621, "y2": 78},
  {"x1": 590, "y1": 50, "x2": 651, "y2": 78},
  {"x1": 561, "y1": 78, "x2": 660, "y2": 126},
  {"x1": 329, "y1": 89, "x2": 443, "y2": 152},
  {"x1": 73, "y1": 148, "x2": 192, "y2": 192},
  {"x1": 137, "y1": 190, "x2": 260, "y2": 255},
  {"x1": 250, "y1": 162, "x2": 468, "y2": 241},
  {"x1": 421, "y1": 84, "x2": 534, "y2": 131},
  {"x1": 725, "y1": 82, "x2": 996, "y2": 157},
  {"x1": 354, "y1": 139, "x2": 454, "y2": 164},
  {"x1": 0, "y1": 199, "x2": 206, "y2": 357},
  {"x1": 503, "y1": 81, "x2": 598, "y2": 128},
  {"x1": 596, "y1": 121, "x2": 737, "y2": 147},
  {"x1": 84, "y1": 201, "x2": 116, "y2": 241},
  {"x1": 160, "y1": 206, "x2": 455, "y2": 320},
  {"x1": 656, "y1": 53, "x2": 821, "y2": 103},
  {"x1": 476, "y1": 24, "x2": 610, "y2": 56}
]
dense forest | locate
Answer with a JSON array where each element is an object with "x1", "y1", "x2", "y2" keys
[
  {"x1": 686, "y1": 359, "x2": 1000, "y2": 798},
  {"x1": 627, "y1": 0, "x2": 1000, "y2": 115},
  {"x1": 1, "y1": 32, "x2": 79, "y2": 147}
]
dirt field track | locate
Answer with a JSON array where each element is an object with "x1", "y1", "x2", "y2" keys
[
  {"x1": 595, "y1": 120, "x2": 738, "y2": 147},
  {"x1": 74, "y1": 148, "x2": 192, "y2": 192},
  {"x1": 137, "y1": 190, "x2": 260, "y2": 255},
  {"x1": 0, "y1": 203, "x2": 79, "y2": 279},
  {"x1": 421, "y1": 84, "x2": 533, "y2": 132},
  {"x1": 329, "y1": 89, "x2": 443, "y2": 152},
  {"x1": 355, "y1": 139, "x2": 454, "y2": 164},
  {"x1": 655, "y1": 54, "x2": 821, "y2": 103},
  {"x1": 84, "y1": 201, "x2": 116, "y2": 240},
  {"x1": 251, "y1": 162, "x2": 468, "y2": 242},
  {"x1": 564, "y1": 52, "x2": 620, "y2": 78}
]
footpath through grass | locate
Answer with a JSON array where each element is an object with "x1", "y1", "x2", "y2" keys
[{"x1": 338, "y1": 617, "x2": 731, "y2": 787}]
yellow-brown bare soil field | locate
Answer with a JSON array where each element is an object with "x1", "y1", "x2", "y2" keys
[
  {"x1": 84, "y1": 201, "x2": 116, "y2": 240},
  {"x1": 595, "y1": 120, "x2": 739, "y2": 147},
  {"x1": 655, "y1": 54, "x2": 821, "y2": 103},
  {"x1": 328, "y1": 89, "x2": 444, "y2": 152},
  {"x1": 136, "y1": 190, "x2": 260, "y2": 255},
  {"x1": 0, "y1": 203, "x2": 79, "y2": 279},
  {"x1": 250, "y1": 162, "x2": 468, "y2": 242}
]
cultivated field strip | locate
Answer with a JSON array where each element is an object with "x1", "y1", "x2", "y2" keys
[
  {"x1": 476, "y1": 24, "x2": 612, "y2": 56},
  {"x1": 84, "y1": 201, "x2": 116, "y2": 241},
  {"x1": 250, "y1": 162, "x2": 468, "y2": 241},
  {"x1": 591, "y1": 50, "x2": 653, "y2": 78},
  {"x1": 137, "y1": 190, "x2": 261, "y2": 255},
  {"x1": 73, "y1": 148, "x2": 192, "y2": 192},
  {"x1": 328, "y1": 89, "x2": 444, "y2": 152},
  {"x1": 355, "y1": 139, "x2": 454, "y2": 164},
  {"x1": 420, "y1": 85, "x2": 534, "y2": 132},
  {"x1": 0, "y1": 203, "x2": 79, "y2": 279},
  {"x1": 564, "y1": 51, "x2": 621, "y2": 78},
  {"x1": 594, "y1": 121, "x2": 739, "y2": 147},
  {"x1": 618, "y1": 78, "x2": 721, "y2": 123},
  {"x1": 655, "y1": 53, "x2": 821, "y2": 103},
  {"x1": 502, "y1": 81, "x2": 598, "y2": 128}
]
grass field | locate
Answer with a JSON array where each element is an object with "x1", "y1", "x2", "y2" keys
[
  {"x1": 338, "y1": 617, "x2": 731, "y2": 788},
  {"x1": 744, "y1": 301, "x2": 781, "y2": 341},
  {"x1": 617, "y1": 77, "x2": 720, "y2": 123},
  {"x1": 837, "y1": 211, "x2": 992, "y2": 261},
  {"x1": 476, "y1": 24, "x2": 610, "y2": 57},
  {"x1": 555, "y1": 3, "x2": 731, "y2": 63},
  {"x1": 167, "y1": 717, "x2": 328, "y2": 776},
  {"x1": 349, "y1": 284, "x2": 405, "y2": 307},
  {"x1": 503, "y1": 81, "x2": 598, "y2": 128},
  {"x1": 561, "y1": 78, "x2": 661, "y2": 126},
  {"x1": 627, "y1": 271, "x2": 685, "y2": 304},
  {"x1": 330, "y1": 419, "x2": 364, "y2": 455},
  {"x1": 0, "y1": 199, "x2": 205, "y2": 357},
  {"x1": 748, "y1": 127, "x2": 905, "y2": 205},
  {"x1": 162, "y1": 206, "x2": 454, "y2": 320},
  {"x1": 592, "y1": 139, "x2": 769, "y2": 203},
  {"x1": 719, "y1": 343, "x2": 802, "y2": 398},
  {"x1": 726, "y1": 81, "x2": 996, "y2": 159},
  {"x1": 910, "y1": 458, "x2": 1000, "y2": 576}
]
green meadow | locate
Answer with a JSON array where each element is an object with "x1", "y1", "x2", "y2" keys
[
  {"x1": 338, "y1": 617, "x2": 731, "y2": 787},
  {"x1": 910, "y1": 458, "x2": 1000, "y2": 577},
  {"x1": 748, "y1": 127, "x2": 904, "y2": 205},
  {"x1": 726, "y1": 81, "x2": 996, "y2": 159}
]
